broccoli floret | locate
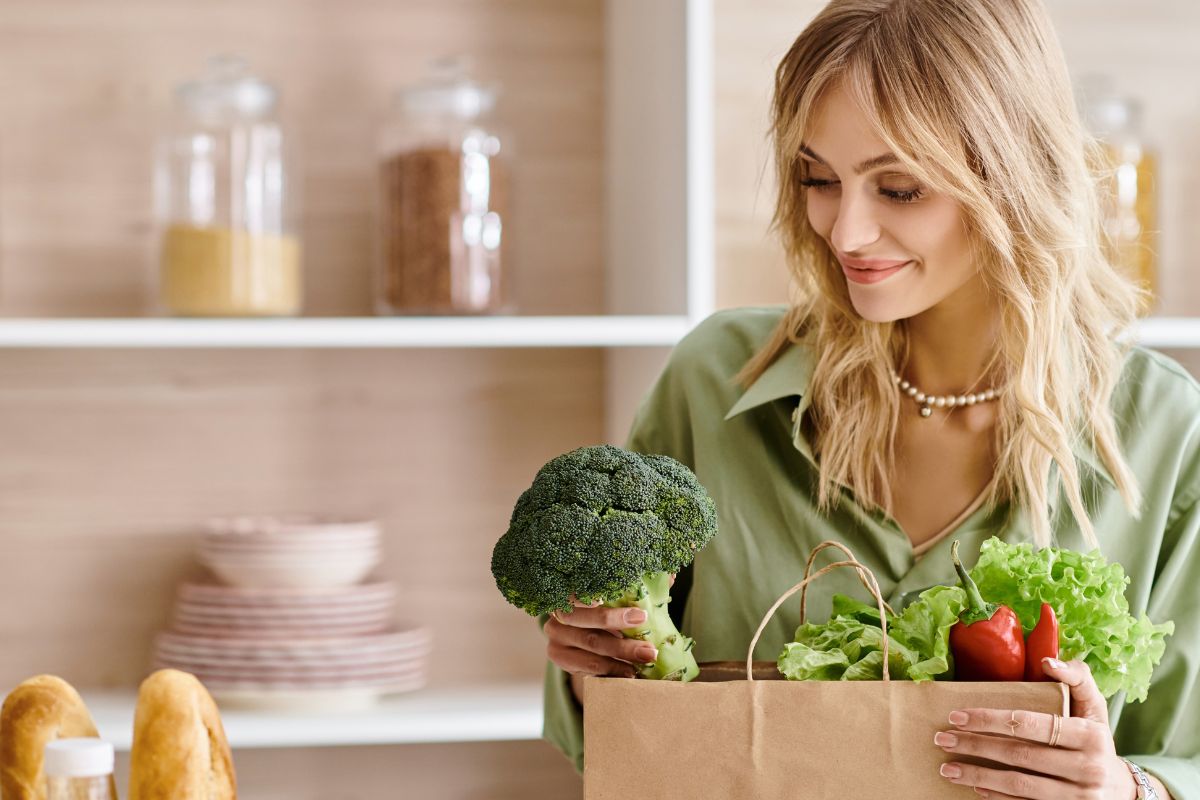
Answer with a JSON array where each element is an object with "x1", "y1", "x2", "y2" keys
[{"x1": 491, "y1": 444, "x2": 718, "y2": 681}]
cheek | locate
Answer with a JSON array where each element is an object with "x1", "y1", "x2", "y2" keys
[{"x1": 806, "y1": 195, "x2": 835, "y2": 237}]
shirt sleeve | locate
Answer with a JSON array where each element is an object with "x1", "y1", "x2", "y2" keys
[
  {"x1": 1115, "y1": 489, "x2": 1200, "y2": 800},
  {"x1": 539, "y1": 347, "x2": 697, "y2": 773}
]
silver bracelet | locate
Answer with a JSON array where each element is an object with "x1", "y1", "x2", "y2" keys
[{"x1": 1122, "y1": 758, "x2": 1160, "y2": 800}]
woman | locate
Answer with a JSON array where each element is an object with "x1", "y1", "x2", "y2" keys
[{"x1": 541, "y1": 0, "x2": 1200, "y2": 797}]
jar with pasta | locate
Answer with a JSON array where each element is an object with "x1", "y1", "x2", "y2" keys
[
  {"x1": 376, "y1": 57, "x2": 512, "y2": 315},
  {"x1": 155, "y1": 56, "x2": 302, "y2": 317}
]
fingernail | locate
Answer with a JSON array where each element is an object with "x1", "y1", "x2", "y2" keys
[
  {"x1": 625, "y1": 609, "x2": 647, "y2": 625},
  {"x1": 940, "y1": 763, "x2": 962, "y2": 779},
  {"x1": 933, "y1": 732, "x2": 958, "y2": 748},
  {"x1": 1044, "y1": 657, "x2": 1066, "y2": 669},
  {"x1": 948, "y1": 711, "x2": 969, "y2": 726},
  {"x1": 974, "y1": 789, "x2": 990, "y2": 798},
  {"x1": 637, "y1": 646, "x2": 657, "y2": 662}
]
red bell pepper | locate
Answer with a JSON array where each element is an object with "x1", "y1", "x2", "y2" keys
[
  {"x1": 1024, "y1": 602, "x2": 1060, "y2": 681},
  {"x1": 949, "y1": 540, "x2": 1026, "y2": 681}
]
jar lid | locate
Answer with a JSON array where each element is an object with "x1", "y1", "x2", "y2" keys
[
  {"x1": 1076, "y1": 74, "x2": 1142, "y2": 137},
  {"x1": 43, "y1": 738, "x2": 115, "y2": 779},
  {"x1": 176, "y1": 55, "x2": 278, "y2": 119},
  {"x1": 395, "y1": 56, "x2": 497, "y2": 119}
]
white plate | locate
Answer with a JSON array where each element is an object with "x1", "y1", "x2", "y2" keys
[{"x1": 178, "y1": 582, "x2": 396, "y2": 609}]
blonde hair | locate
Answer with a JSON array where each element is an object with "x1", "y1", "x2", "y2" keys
[{"x1": 737, "y1": 0, "x2": 1145, "y2": 548}]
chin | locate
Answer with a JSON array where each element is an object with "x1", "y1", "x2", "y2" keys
[{"x1": 848, "y1": 294, "x2": 916, "y2": 324}]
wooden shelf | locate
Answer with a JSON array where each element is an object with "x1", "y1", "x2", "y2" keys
[
  {"x1": 72, "y1": 683, "x2": 543, "y2": 751},
  {"x1": 0, "y1": 316, "x2": 693, "y2": 349}
]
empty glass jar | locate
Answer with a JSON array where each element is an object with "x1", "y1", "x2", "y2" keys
[
  {"x1": 375, "y1": 57, "x2": 512, "y2": 315},
  {"x1": 155, "y1": 56, "x2": 303, "y2": 317}
]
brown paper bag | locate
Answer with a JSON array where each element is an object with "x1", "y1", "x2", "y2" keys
[{"x1": 583, "y1": 541, "x2": 1071, "y2": 799}]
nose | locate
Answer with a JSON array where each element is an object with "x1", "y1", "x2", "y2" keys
[{"x1": 828, "y1": 189, "x2": 882, "y2": 256}]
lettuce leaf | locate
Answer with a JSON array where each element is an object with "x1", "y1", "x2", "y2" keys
[
  {"x1": 969, "y1": 537, "x2": 1174, "y2": 702},
  {"x1": 778, "y1": 584, "x2": 965, "y2": 682}
]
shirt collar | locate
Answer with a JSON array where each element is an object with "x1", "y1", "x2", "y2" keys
[
  {"x1": 723, "y1": 341, "x2": 815, "y2": 422},
  {"x1": 722, "y1": 342, "x2": 1117, "y2": 495}
]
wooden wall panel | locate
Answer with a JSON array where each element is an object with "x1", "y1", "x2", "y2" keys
[
  {"x1": 0, "y1": 347, "x2": 603, "y2": 689},
  {"x1": 0, "y1": 0, "x2": 605, "y2": 317}
]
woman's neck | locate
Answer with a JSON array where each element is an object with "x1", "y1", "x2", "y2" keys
[{"x1": 901, "y1": 276, "x2": 1002, "y2": 397}]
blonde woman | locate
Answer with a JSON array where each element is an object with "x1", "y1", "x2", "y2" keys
[{"x1": 541, "y1": 0, "x2": 1199, "y2": 797}]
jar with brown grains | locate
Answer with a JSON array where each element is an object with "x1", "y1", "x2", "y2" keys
[{"x1": 376, "y1": 57, "x2": 512, "y2": 315}]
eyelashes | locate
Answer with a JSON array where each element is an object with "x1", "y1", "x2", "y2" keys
[{"x1": 799, "y1": 177, "x2": 924, "y2": 204}]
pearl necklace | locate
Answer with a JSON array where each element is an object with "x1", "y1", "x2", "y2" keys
[{"x1": 889, "y1": 368, "x2": 1000, "y2": 418}]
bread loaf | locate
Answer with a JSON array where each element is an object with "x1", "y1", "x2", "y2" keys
[
  {"x1": 0, "y1": 674, "x2": 116, "y2": 800},
  {"x1": 128, "y1": 670, "x2": 235, "y2": 800}
]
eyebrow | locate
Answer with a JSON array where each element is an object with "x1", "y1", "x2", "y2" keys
[{"x1": 799, "y1": 144, "x2": 900, "y2": 175}]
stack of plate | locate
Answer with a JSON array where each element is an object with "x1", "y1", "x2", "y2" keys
[
  {"x1": 171, "y1": 581, "x2": 397, "y2": 638},
  {"x1": 153, "y1": 626, "x2": 433, "y2": 712},
  {"x1": 153, "y1": 514, "x2": 432, "y2": 710}
]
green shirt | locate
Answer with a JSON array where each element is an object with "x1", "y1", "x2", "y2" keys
[{"x1": 542, "y1": 305, "x2": 1200, "y2": 797}]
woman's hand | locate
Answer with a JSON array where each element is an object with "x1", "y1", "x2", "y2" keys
[
  {"x1": 934, "y1": 658, "x2": 1147, "y2": 799},
  {"x1": 544, "y1": 576, "x2": 675, "y2": 692},
  {"x1": 544, "y1": 601, "x2": 657, "y2": 680}
]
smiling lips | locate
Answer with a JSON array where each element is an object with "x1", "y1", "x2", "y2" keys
[{"x1": 839, "y1": 255, "x2": 912, "y2": 285}]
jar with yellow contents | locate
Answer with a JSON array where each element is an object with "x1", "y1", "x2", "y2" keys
[
  {"x1": 1078, "y1": 77, "x2": 1158, "y2": 315},
  {"x1": 155, "y1": 56, "x2": 302, "y2": 317}
]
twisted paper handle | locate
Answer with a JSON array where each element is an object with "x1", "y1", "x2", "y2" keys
[{"x1": 746, "y1": 540, "x2": 892, "y2": 682}]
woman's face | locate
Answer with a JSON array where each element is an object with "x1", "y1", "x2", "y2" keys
[{"x1": 801, "y1": 84, "x2": 981, "y2": 323}]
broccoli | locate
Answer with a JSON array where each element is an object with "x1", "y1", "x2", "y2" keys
[{"x1": 491, "y1": 444, "x2": 718, "y2": 681}]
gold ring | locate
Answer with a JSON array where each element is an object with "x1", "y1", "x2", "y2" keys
[{"x1": 1048, "y1": 713, "x2": 1063, "y2": 748}]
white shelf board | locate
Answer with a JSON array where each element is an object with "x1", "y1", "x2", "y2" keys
[
  {"x1": 1129, "y1": 317, "x2": 1200, "y2": 350},
  {"x1": 0, "y1": 316, "x2": 693, "y2": 349},
  {"x1": 71, "y1": 683, "x2": 543, "y2": 751},
  {"x1": 0, "y1": 315, "x2": 1196, "y2": 350}
]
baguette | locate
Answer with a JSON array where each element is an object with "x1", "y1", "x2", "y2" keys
[
  {"x1": 128, "y1": 670, "x2": 235, "y2": 800},
  {"x1": 0, "y1": 674, "x2": 116, "y2": 800}
]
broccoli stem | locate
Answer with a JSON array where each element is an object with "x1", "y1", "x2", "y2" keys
[{"x1": 605, "y1": 571, "x2": 699, "y2": 681}]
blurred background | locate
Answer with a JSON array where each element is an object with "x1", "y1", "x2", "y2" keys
[{"x1": 0, "y1": 1, "x2": 1196, "y2": 798}]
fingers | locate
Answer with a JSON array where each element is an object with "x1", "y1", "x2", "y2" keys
[
  {"x1": 934, "y1": 730, "x2": 1094, "y2": 784},
  {"x1": 553, "y1": 620, "x2": 657, "y2": 663},
  {"x1": 546, "y1": 641, "x2": 638, "y2": 678},
  {"x1": 553, "y1": 604, "x2": 649, "y2": 632},
  {"x1": 939, "y1": 761, "x2": 1071, "y2": 799},
  {"x1": 545, "y1": 614, "x2": 657, "y2": 678},
  {"x1": 1039, "y1": 658, "x2": 1109, "y2": 724},
  {"x1": 947, "y1": 708, "x2": 1106, "y2": 752}
]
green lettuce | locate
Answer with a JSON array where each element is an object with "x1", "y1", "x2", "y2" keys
[
  {"x1": 778, "y1": 585, "x2": 966, "y2": 682},
  {"x1": 969, "y1": 537, "x2": 1174, "y2": 702},
  {"x1": 777, "y1": 538, "x2": 1173, "y2": 702}
]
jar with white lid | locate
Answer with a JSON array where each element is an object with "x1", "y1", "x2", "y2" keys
[
  {"x1": 375, "y1": 57, "x2": 512, "y2": 315},
  {"x1": 155, "y1": 55, "x2": 303, "y2": 316},
  {"x1": 44, "y1": 738, "x2": 117, "y2": 800}
]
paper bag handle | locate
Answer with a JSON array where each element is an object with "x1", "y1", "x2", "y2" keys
[
  {"x1": 800, "y1": 540, "x2": 895, "y2": 623},
  {"x1": 746, "y1": 541, "x2": 891, "y2": 682}
]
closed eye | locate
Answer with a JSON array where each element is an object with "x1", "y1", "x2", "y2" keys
[{"x1": 799, "y1": 177, "x2": 924, "y2": 204}]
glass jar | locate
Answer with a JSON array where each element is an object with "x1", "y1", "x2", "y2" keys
[
  {"x1": 155, "y1": 56, "x2": 302, "y2": 317},
  {"x1": 44, "y1": 738, "x2": 117, "y2": 800},
  {"x1": 1078, "y1": 76, "x2": 1158, "y2": 315},
  {"x1": 375, "y1": 57, "x2": 512, "y2": 315}
]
